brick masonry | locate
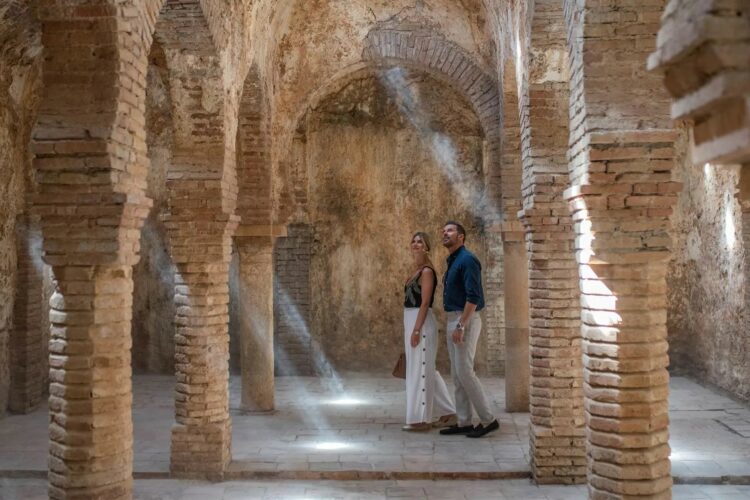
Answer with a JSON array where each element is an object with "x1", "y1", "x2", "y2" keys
[
  {"x1": 274, "y1": 224, "x2": 315, "y2": 377},
  {"x1": 648, "y1": 0, "x2": 750, "y2": 166},
  {"x1": 564, "y1": 0, "x2": 677, "y2": 497},
  {"x1": 3, "y1": 2, "x2": 750, "y2": 499},
  {"x1": 516, "y1": 0, "x2": 586, "y2": 485}
]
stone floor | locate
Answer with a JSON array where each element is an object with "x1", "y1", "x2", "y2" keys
[
  {"x1": 2, "y1": 478, "x2": 750, "y2": 499},
  {"x1": 0, "y1": 375, "x2": 749, "y2": 482}
]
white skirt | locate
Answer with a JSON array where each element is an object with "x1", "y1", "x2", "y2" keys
[{"x1": 403, "y1": 308, "x2": 456, "y2": 424}]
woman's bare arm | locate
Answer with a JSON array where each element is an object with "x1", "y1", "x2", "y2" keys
[{"x1": 410, "y1": 267, "x2": 434, "y2": 347}]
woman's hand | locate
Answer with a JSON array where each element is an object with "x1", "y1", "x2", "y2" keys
[{"x1": 410, "y1": 330, "x2": 421, "y2": 348}]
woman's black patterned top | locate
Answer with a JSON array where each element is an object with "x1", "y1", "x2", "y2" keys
[{"x1": 404, "y1": 266, "x2": 437, "y2": 308}]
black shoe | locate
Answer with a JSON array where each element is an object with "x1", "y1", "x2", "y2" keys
[
  {"x1": 439, "y1": 424, "x2": 475, "y2": 435},
  {"x1": 466, "y1": 419, "x2": 499, "y2": 438}
]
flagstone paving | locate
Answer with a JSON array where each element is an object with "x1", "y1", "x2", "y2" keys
[{"x1": 0, "y1": 375, "x2": 748, "y2": 482}]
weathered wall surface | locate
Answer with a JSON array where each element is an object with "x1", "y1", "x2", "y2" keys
[
  {"x1": 0, "y1": 2, "x2": 42, "y2": 415},
  {"x1": 304, "y1": 73, "x2": 493, "y2": 374},
  {"x1": 260, "y1": 0, "x2": 494, "y2": 163},
  {"x1": 668, "y1": 130, "x2": 750, "y2": 401}
]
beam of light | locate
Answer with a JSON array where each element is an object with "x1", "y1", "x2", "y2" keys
[
  {"x1": 324, "y1": 397, "x2": 368, "y2": 406},
  {"x1": 275, "y1": 286, "x2": 344, "y2": 394},
  {"x1": 724, "y1": 191, "x2": 736, "y2": 251},
  {"x1": 22, "y1": 219, "x2": 45, "y2": 275},
  {"x1": 379, "y1": 67, "x2": 502, "y2": 225},
  {"x1": 313, "y1": 442, "x2": 350, "y2": 451},
  {"x1": 231, "y1": 270, "x2": 346, "y2": 431},
  {"x1": 140, "y1": 216, "x2": 180, "y2": 297}
]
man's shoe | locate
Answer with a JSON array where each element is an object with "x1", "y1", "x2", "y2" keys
[
  {"x1": 439, "y1": 424, "x2": 475, "y2": 435},
  {"x1": 466, "y1": 419, "x2": 499, "y2": 438}
]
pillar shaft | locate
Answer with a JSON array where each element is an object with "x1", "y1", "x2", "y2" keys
[
  {"x1": 167, "y1": 216, "x2": 236, "y2": 479},
  {"x1": 9, "y1": 214, "x2": 45, "y2": 413},
  {"x1": 236, "y1": 239, "x2": 274, "y2": 412},
  {"x1": 566, "y1": 131, "x2": 678, "y2": 499},
  {"x1": 502, "y1": 231, "x2": 530, "y2": 412},
  {"x1": 47, "y1": 265, "x2": 134, "y2": 500},
  {"x1": 522, "y1": 210, "x2": 586, "y2": 484}
]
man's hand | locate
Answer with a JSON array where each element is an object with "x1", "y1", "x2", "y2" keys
[{"x1": 452, "y1": 328, "x2": 464, "y2": 344}]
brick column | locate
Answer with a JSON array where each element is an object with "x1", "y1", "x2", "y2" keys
[
  {"x1": 236, "y1": 236, "x2": 275, "y2": 412},
  {"x1": 563, "y1": 0, "x2": 678, "y2": 495},
  {"x1": 9, "y1": 212, "x2": 45, "y2": 413},
  {"x1": 166, "y1": 213, "x2": 237, "y2": 479},
  {"x1": 521, "y1": 204, "x2": 585, "y2": 484},
  {"x1": 47, "y1": 264, "x2": 136, "y2": 499},
  {"x1": 565, "y1": 131, "x2": 679, "y2": 499},
  {"x1": 500, "y1": 223, "x2": 530, "y2": 412},
  {"x1": 515, "y1": 1, "x2": 585, "y2": 481}
]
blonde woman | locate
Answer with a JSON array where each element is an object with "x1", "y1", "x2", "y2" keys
[{"x1": 402, "y1": 232, "x2": 456, "y2": 431}]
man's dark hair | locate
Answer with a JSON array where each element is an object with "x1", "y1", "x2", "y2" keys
[{"x1": 444, "y1": 220, "x2": 467, "y2": 242}]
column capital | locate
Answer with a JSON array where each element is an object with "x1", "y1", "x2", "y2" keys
[
  {"x1": 234, "y1": 224, "x2": 287, "y2": 246},
  {"x1": 492, "y1": 221, "x2": 525, "y2": 242}
]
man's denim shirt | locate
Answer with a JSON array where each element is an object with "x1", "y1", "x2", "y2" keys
[{"x1": 442, "y1": 246, "x2": 485, "y2": 312}]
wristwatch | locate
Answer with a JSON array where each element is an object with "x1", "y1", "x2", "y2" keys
[{"x1": 456, "y1": 322, "x2": 465, "y2": 331}]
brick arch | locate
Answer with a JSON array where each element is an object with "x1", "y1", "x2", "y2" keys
[
  {"x1": 236, "y1": 65, "x2": 271, "y2": 227},
  {"x1": 362, "y1": 27, "x2": 501, "y2": 170},
  {"x1": 274, "y1": 53, "x2": 507, "y2": 378},
  {"x1": 281, "y1": 29, "x2": 504, "y2": 217},
  {"x1": 153, "y1": 0, "x2": 235, "y2": 216}
]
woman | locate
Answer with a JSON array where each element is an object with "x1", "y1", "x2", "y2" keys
[{"x1": 402, "y1": 232, "x2": 456, "y2": 431}]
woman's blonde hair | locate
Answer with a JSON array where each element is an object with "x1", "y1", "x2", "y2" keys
[
  {"x1": 411, "y1": 231, "x2": 435, "y2": 269},
  {"x1": 411, "y1": 231, "x2": 432, "y2": 253}
]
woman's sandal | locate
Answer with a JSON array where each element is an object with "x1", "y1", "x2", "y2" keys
[
  {"x1": 402, "y1": 422, "x2": 432, "y2": 432},
  {"x1": 432, "y1": 414, "x2": 458, "y2": 428}
]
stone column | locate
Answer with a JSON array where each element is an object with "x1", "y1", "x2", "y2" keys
[
  {"x1": 47, "y1": 265, "x2": 135, "y2": 499},
  {"x1": 565, "y1": 131, "x2": 679, "y2": 499},
  {"x1": 167, "y1": 214, "x2": 238, "y2": 479},
  {"x1": 234, "y1": 224, "x2": 287, "y2": 411},
  {"x1": 501, "y1": 223, "x2": 530, "y2": 412},
  {"x1": 236, "y1": 238, "x2": 275, "y2": 412},
  {"x1": 9, "y1": 213, "x2": 45, "y2": 413}
]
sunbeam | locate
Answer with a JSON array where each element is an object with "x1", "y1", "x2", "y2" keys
[{"x1": 379, "y1": 67, "x2": 502, "y2": 225}]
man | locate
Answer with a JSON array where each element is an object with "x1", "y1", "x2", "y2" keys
[{"x1": 438, "y1": 221, "x2": 499, "y2": 438}]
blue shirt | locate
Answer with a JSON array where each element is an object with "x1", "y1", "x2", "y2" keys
[{"x1": 443, "y1": 246, "x2": 485, "y2": 312}]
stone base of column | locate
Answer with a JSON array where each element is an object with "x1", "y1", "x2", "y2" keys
[
  {"x1": 170, "y1": 421, "x2": 231, "y2": 479},
  {"x1": 530, "y1": 424, "x2": 587, "y2": 485},
  {"x1": 49, "y1": 477, "x2": 133, "y2": 500},
  {"x1": 505, "y1": 326, "x2": 529, "y2": 412}
]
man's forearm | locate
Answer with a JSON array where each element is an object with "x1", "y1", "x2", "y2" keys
[{"x1": 460, "y1": 302, "x2": 478, "y2": 326}]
